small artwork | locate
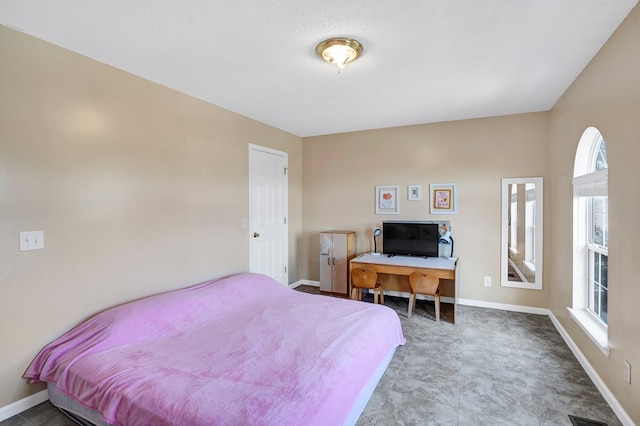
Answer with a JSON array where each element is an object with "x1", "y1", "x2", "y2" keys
[
  {"x1": 408, "y1": 184, "x2": 421, "y2": 201},
  {"x1": 376, "y1": 186, "x2": 399, "y2": 214},
  {"x1": 430, "y1": 183, "x2": 457, "y2": 214},
  {"x1": 434, "y1": 189, "x2": 451, "y2": 209}
]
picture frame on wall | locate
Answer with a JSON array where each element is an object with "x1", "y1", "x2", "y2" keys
[
  {"x1": 429, "y1": 183, "x2": 457, "y2": 214},
  {"x1": 408, "y1": 184, "x2": 421, "y2": 201},
  {"x1": 376, "y1": 186, "x2": 399, "y2": 214}
]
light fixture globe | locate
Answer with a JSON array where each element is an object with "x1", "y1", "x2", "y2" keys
[{"x1": 315, "y1": 37, "x2": 363, "y2": 71}]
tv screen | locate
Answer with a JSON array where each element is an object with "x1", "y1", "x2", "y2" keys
[{"x1": 382, "y1": 221, "x2": 439, "y2": 258}]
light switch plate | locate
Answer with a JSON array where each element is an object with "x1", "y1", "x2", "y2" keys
[{"x1": 19, "y1": 231, "x2": 44, "y2": 251}]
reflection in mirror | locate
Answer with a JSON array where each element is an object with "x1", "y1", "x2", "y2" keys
[{"x1": 501, "y1": 177, "x2": 543, "y2": 290}]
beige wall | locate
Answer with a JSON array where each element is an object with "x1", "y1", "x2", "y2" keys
[
  {"x1": 302, "y1": 112, "x2": 550, "y2": 306},
  {"x1": 548, "y1": 5, "x2": 640, "y2": 422},
  {"x1": 0, "y1": 26, "x2": 302, "y2": 407}
]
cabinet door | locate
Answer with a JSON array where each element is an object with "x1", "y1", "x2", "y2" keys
[
  {"x1": 319, "y1": 233, "x2": 333, "y2": 292},
  {"x1": 332, "y1": 233, "x2": 349, "y2": 294}
]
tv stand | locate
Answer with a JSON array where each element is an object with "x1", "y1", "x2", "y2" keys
[{"x1": 350, "y1": 253, "x2": 459, "y2": 323}]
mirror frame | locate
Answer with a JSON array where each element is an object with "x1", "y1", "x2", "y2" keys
[{"x1": 501, "y1": 177, "x2": 543, "y2": 290}]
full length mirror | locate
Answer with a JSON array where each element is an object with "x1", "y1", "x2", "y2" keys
[{"x1": 501, "y1": 177, "x2": 543, "y2": 290}]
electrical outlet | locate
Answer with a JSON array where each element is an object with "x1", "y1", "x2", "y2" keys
[
  {"x1": 19, "y1": 231, "x2": 44, "y2": 251},
  {"x1": 484, "y1": 276, "x2": 492, "y2": 287},
  {"x1": 624, "y1": 360, "x2": 631, "y2": 384}
]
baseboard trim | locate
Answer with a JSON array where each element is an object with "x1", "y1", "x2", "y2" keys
[
  {"x1": 0, "y1": 389, "x2": 48, "y2": 422},
  {"x1": 457, "y1": 298, "x2": 550, "y2": 315},
  {"x1": 289, "y1": 279, "x2": 319, "y2": 289},
  {"x1": 547, "y1": 312, "x2": 633, "y2": 426}
]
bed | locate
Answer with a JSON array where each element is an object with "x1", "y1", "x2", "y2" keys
[{"x1": 25, "y1": 273, "x2": 405, "y2": 426}]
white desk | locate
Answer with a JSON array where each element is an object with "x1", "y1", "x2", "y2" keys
[{"x1": 350, "y1": 253, "x2": 459, "y2": 323}]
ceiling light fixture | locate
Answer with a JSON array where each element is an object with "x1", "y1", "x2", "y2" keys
[{"x1": 315, "y1": 37, "x2": 363, "y2": 73}]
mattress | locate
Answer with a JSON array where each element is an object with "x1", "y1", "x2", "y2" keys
[
  {"x1": 49, "y1": 382, "x2": 111, "y2": 426},
  {"x1": 26, "y1": 273, "x2": 405, "y2": 425}
]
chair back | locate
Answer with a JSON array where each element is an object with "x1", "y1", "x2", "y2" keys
[
  {"x1": 409, "y1": 271, "x2": 440, "y2": 295},
  {"x1": 351, "y1": 268, "x2": 378, "y2": 289}
]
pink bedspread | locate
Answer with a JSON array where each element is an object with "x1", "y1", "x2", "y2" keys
[{"x1": 25, "y1": 273, "x2": 405, "y2": 426}]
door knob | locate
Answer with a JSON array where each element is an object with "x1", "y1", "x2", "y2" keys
[{"x1": 253, "y1": 232, "x2": 260, "y2": 238}]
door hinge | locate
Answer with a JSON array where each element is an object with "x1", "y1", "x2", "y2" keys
[
  {"x1": 284, "y1": 217, "x2": 287, "y2": 224},
  {"x1": 284, "y1": 167, "x2": 288, "y2": 175},
  {"x1": 284, "y1": 266, "x2": 287, "y2": 273}
]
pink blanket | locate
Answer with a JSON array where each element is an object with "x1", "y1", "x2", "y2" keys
[{"x1": 25, "y1": 273, "x2": 405, "y2": 425}]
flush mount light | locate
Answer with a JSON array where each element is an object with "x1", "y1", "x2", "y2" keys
[{"x1": 315, "y1": 37, "x2": 363, "y2": 72}]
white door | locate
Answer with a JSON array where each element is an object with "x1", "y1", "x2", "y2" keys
[{"x1": 249, "y1": 144, "x2": 288, "y2": 285}]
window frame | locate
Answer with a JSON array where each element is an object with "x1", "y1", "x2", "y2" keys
[
  {"x1": 569, "y1": 127, "x2": 609, "y2": 357},
  {"x1": 587, "y1": 196, "x2": 608, "y2": 324}
]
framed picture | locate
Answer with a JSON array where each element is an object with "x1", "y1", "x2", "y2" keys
[
  {"x1": 430, "y1": 183, "x2": 457, "y2": 214},
  {"x1": 376, "y1": 186, "x2": 399, "y2": 214},
  {"x1": 408, "y1": 184, "x2": 421, "y2": 201}
]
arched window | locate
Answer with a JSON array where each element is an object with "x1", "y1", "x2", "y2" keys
[{"x1": 570, "y1": 126, "x2": 609, "y2": 355}]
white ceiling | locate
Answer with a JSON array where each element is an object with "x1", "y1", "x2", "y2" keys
[{"x1": 1, "y1": 1, "x2": 638, "y2": 137}]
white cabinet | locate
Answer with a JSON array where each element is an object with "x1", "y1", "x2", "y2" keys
[{"x1": 319, "y1": 231, "x2": 356, "y2": 295}]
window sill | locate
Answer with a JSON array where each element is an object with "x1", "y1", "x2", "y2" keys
[{"x1": 567, "y1": 307, "x2": 609, "y2": 357}]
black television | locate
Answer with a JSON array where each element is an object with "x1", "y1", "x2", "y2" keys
[{"x1": 382, "y1": 221, "x2": 439, "y2": 258}]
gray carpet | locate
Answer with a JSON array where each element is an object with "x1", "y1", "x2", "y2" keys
[{"x1": 343, "y1": 290, "x2": 620, "y2": 425}]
